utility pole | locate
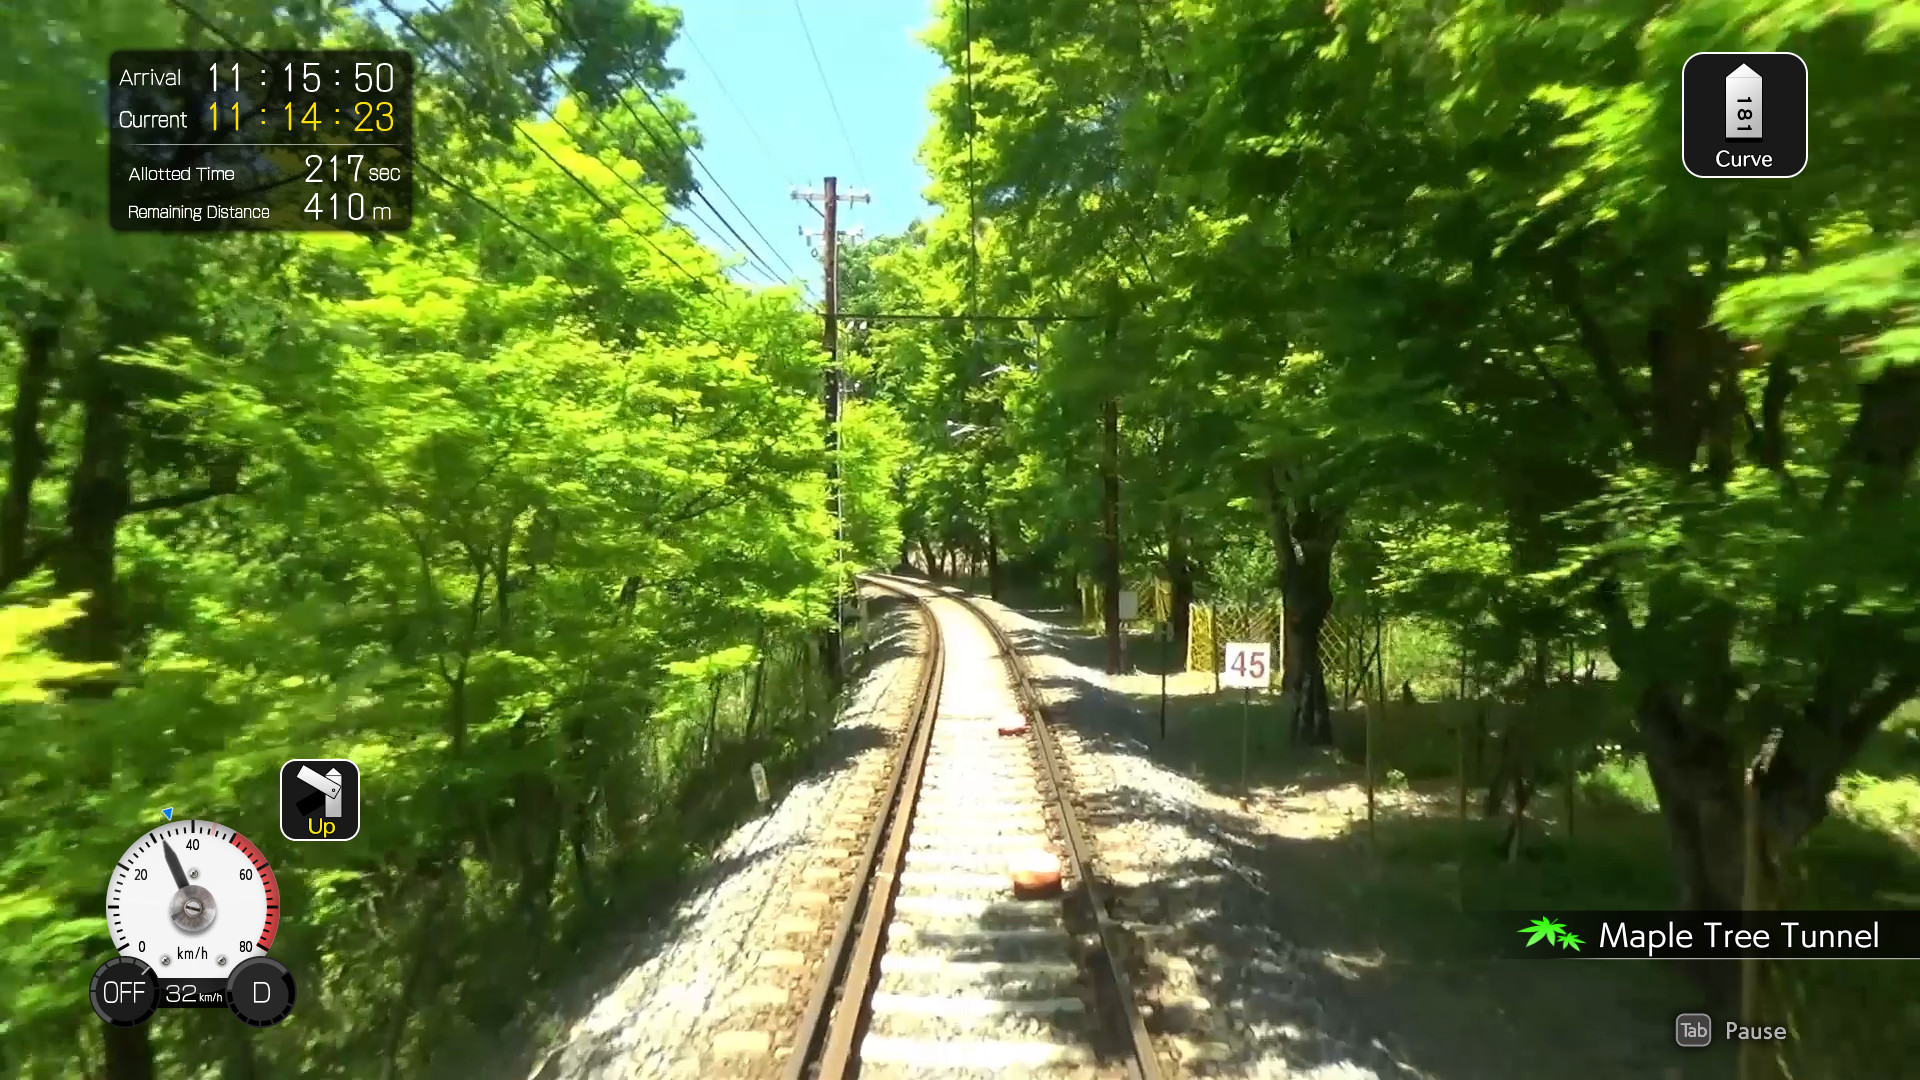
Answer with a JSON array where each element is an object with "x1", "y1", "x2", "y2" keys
[
  {"x1": 1101, "y1": 394, "x2": 1123, "y2": 675},
  {"x1": 792, "y1": 177, "x2": 870, "y2": 682}
]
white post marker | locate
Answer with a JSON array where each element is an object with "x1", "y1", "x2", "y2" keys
[
  {"x1": 750, "y1": 762, "x2": 771, "y2": 805},
  {"x1": 1725, "y1": 63, "x2": 1762, "y2": 140},
  {"x1": 1220, "y1": 642, "x2": 1271, "y2": 794},
  {"x1": 1220, "y1": 642, "x2": 1272, "y2": 689}
]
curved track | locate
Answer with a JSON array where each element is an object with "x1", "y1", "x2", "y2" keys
[{"x1": 784, "y1": 574, "x2": 1161, "y2": 1080}]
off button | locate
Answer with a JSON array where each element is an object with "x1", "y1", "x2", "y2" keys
[
  {"x1": 226, "y1": 956, "x2": 296, "y2": 1028},
  {"x1": 90, "y1": 956, "x2": 160, "y2": 1027}
]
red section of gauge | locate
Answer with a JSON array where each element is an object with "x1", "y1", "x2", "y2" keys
[{"x1": 229, "y1": 830, "x2": 280, "y2": 950}]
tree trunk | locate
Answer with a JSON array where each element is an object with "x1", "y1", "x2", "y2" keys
[
  {"x1": 1100, "y1": 397, "x2": 1123, "y2": 674},
  {"x1": 1, "y1": 324, "x2": 56, "y2": 590},
  {"x1": 1280, "y1": 594, "x2": 1332, "y2": 743},
  {"x1": 744, "y1": 627, "x2": 769, "y2": 736},
  {"x1": 57, "y1": 355, "x2": 149, "y2": 1080},
  {"x1": 219, "y1": 1024, "x2": 260, "y2": 1080},
  {"x1": 571, "y1": 797, "x2": 595, "y2": 904},
  {"x1": 701, "y1": 677, "x2": 723, "y2": 762},
  {"x1": 378, "y1": 894, "x2": 446, "y2": 1080},
  {"x1": 1167, "y1": 516, "x2": 1194, "y2": 662},
  {"x1": 1262, "y1": 472, "x2": 1339, "y2": 745},
  {"x1": 986, "y1": 521, "x2": 1001, "y2": 600},
  {"x1": 53, "y1": 354, "x2": 132, "y2": 664},
  {"x1": 1637, "y1": 683, "x2": 1745, "y2": 1004},
  {"x1": 101, "y1": 1027, "x2": 153, "y2": 1080}
]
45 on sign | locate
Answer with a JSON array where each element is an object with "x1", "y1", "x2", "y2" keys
[{"x1": 1221, "y1": 642, "x2": 1272, "y2": 689}]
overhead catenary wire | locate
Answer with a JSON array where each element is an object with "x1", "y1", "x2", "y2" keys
[
  {"x1": 626, "y1": 83, "x2": 800, "y2": 281},
  {"x1": 533, "y1": 0, "x2": 799, "y2": 283},
  {"x1": 838, "y1": 312, "x2": 1099, "y2": 323},
  {"x1": 964, "y1": 0, "x2": 979, "y2": 327},
  {"x1": 160, "y1": 0, "x2": 866, "y2": 414},
  {"x1": 158, "y1": 0, "x2": 616, "y2": 297},
  {"x1": 375, "y1": 0, "x2": 717, "y2": 289},
  {"x1": 683, "y1": 29, "x2": 791, "y2": 181},
  {"x1": 681, "y1": 26, "x2": 828, "y2": 305},
  {"x1": 400, "y1": 0, "x2": 765, "y2": 285},
  {"x1": 790, "y1": 0, "x2": 869, "y2": 186}
]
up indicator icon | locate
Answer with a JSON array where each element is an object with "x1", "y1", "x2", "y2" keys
[
  {"x1": 279, "y1": 758, "x2": 361, "y2": 841},
  {"x1": 1682, "y1": 52, "x2": 1807, "y2": 179}
]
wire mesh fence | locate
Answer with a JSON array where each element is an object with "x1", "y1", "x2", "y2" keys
[{"x1": 1077, "y1": 576, "x2": 1174, "y2": 628}]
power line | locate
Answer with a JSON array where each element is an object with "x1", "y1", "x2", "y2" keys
[
  {"x1": 377, "y1": 0, "x2": 713, "y2": 288},
  {"x1": 965, "y1": 0, "x2": 979, "y2": 324},
  {"x1": 629, "y1": 84, "x2": 800, "y2": 280},
  {"x1": 413, "y1": 160, "x2": 582, "y2": 270},
  {"x1": 403, "y1": 0, "x2": 756, "y2": 284},
  {"x1": 533, "y1": 0, "x2": 798, "y2": 282},
  {"x1": 839, "y1": 312, "x2": 1099, "y2": 323},
  {"x1": 161, "y1": 0, "x2": 857, "y2": 392},
  {"x1": 159, "y1": 0, "x2": 609, "y2": 291},
  {"x1": 684, "y1": 30, "x2": 791, "y2": 180},
  {"x1": 790, "y1": 0, "x2": 868, "y2": 185}
]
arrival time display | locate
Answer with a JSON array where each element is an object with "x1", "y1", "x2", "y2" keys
[{"x1": 109, "y1": 50, "x2": 413, "y2": 232}]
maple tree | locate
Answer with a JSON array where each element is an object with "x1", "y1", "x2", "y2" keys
[
  {"x1": 0, "y1": 1, "x2": 891, "y2": 1076},
  {"x1": 897, "y1": 0, "x2": 1920, "y2": 933}
]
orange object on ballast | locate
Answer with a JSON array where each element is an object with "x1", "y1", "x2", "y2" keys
[
  {"x1": 1007, "y1": 850, "x2": 1062, "y2": 897},
  {"x1": 997, "y1": 714, "x2": 1029, "y2": 736}
]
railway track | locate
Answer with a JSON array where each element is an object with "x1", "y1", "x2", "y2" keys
[{"x1": 783, "y1": 573, "x2": 1161, "y2": 1080}]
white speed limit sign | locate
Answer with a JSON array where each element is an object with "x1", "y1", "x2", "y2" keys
[{"x1": 1221, "y1": 642, "x2": 1272, "y2": 689}]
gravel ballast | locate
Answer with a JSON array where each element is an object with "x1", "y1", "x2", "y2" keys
[
  {"x1": 968, "y1": 592, "x2": 1722, "y2": 1080},
  {"x1": 522, "y1": 591, "x2": 924, "y2": 1080}
]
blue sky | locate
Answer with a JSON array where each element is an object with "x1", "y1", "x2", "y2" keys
[{"x1": 662, "y1": 1, "x2": 947, "y2": 299}]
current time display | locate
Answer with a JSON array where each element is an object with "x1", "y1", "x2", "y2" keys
[{"x1": 108, "y1": 50, "x2": 414, "y2": 232}]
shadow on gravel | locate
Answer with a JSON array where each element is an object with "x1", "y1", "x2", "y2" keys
[
  {"x1": 433, "y1": 839, "x2": 793, "y2": 1080},
  {"x1": 850, "y1": 591, "x2": 919, "y2": 671},
  {"x1": 439, "y1": 593, "x2": 923, "y2": 1080},
  {"x1": 1002, "y1": 626, "x2": 1362, "y2": 801},
  {"x1": 983, "y1": 600, "x2": 1737, "y2": 1080},
  {"x1": 1013, "y1": 620, "x2": 1185, "y2": 678}
]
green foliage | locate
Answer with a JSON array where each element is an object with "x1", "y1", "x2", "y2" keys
[
  {"x1": 0, "y1": 597, "x2": 110, "y2": 702},
  {"x1": 0, "y1": 4, "x2": 868, "y2": 1076},
  {"x1": 884, "y1": 0, "x2": 1917, "y2": 1063},
  {"x1": 839, "y1": 398, "x2": 912, "y2": 567}
]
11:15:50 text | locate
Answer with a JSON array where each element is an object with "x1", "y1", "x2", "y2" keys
[{"x1": 304, "y1": 155, "x2": 404, "y2": 183}]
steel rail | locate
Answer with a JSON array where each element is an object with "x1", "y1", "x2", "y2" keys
[
  {"x1": 862, "y1": 573, "x2": 1164, "y2": 1080},
  {"x1": 781, "y1": 581, "x2": 945, "y2": 1080}
]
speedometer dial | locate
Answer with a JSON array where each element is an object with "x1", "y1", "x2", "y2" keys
[{"x1": 107, "y1": 820, "x2": 279, "y2": 980}]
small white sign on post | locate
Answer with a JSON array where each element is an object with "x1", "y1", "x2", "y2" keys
[
  {"x1": 1117, "y1": 589, "x2": 1140, "y2": 621},
  {"x1": 1220, "y1": 642, "x2": 1272, "y2": 689},
  {"x1": 750, "y1": 762, "x2": 771, "y2": 805}
]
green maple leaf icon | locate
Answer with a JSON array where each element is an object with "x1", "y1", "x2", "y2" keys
[
  {"x1": 1558, "y1": 931, "x2": 1584, "y2": 951},
  {"x1": 1519, "y1": 917, "x2": 1567, "y2": 947}
]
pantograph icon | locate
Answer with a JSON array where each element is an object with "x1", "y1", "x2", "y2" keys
[{"x1": 279, "y1": 759, "x2": 361, "y2": 842}]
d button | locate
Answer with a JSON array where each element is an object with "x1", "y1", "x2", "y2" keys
[{"x1": 226, "y1": 956, "x2": 296, "y2": 1028}]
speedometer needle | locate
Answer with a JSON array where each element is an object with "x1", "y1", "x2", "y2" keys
[{"x1": 162, "y1": 840, "x2": 189, "y2": 889}]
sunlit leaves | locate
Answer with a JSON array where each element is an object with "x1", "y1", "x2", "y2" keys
[
  {"x1": 0, "y1": 4, "x2": 844, "y2": 1075},
  {"x1": 1717, "y1": 242, "x2": 1920, "y2": 379}
]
